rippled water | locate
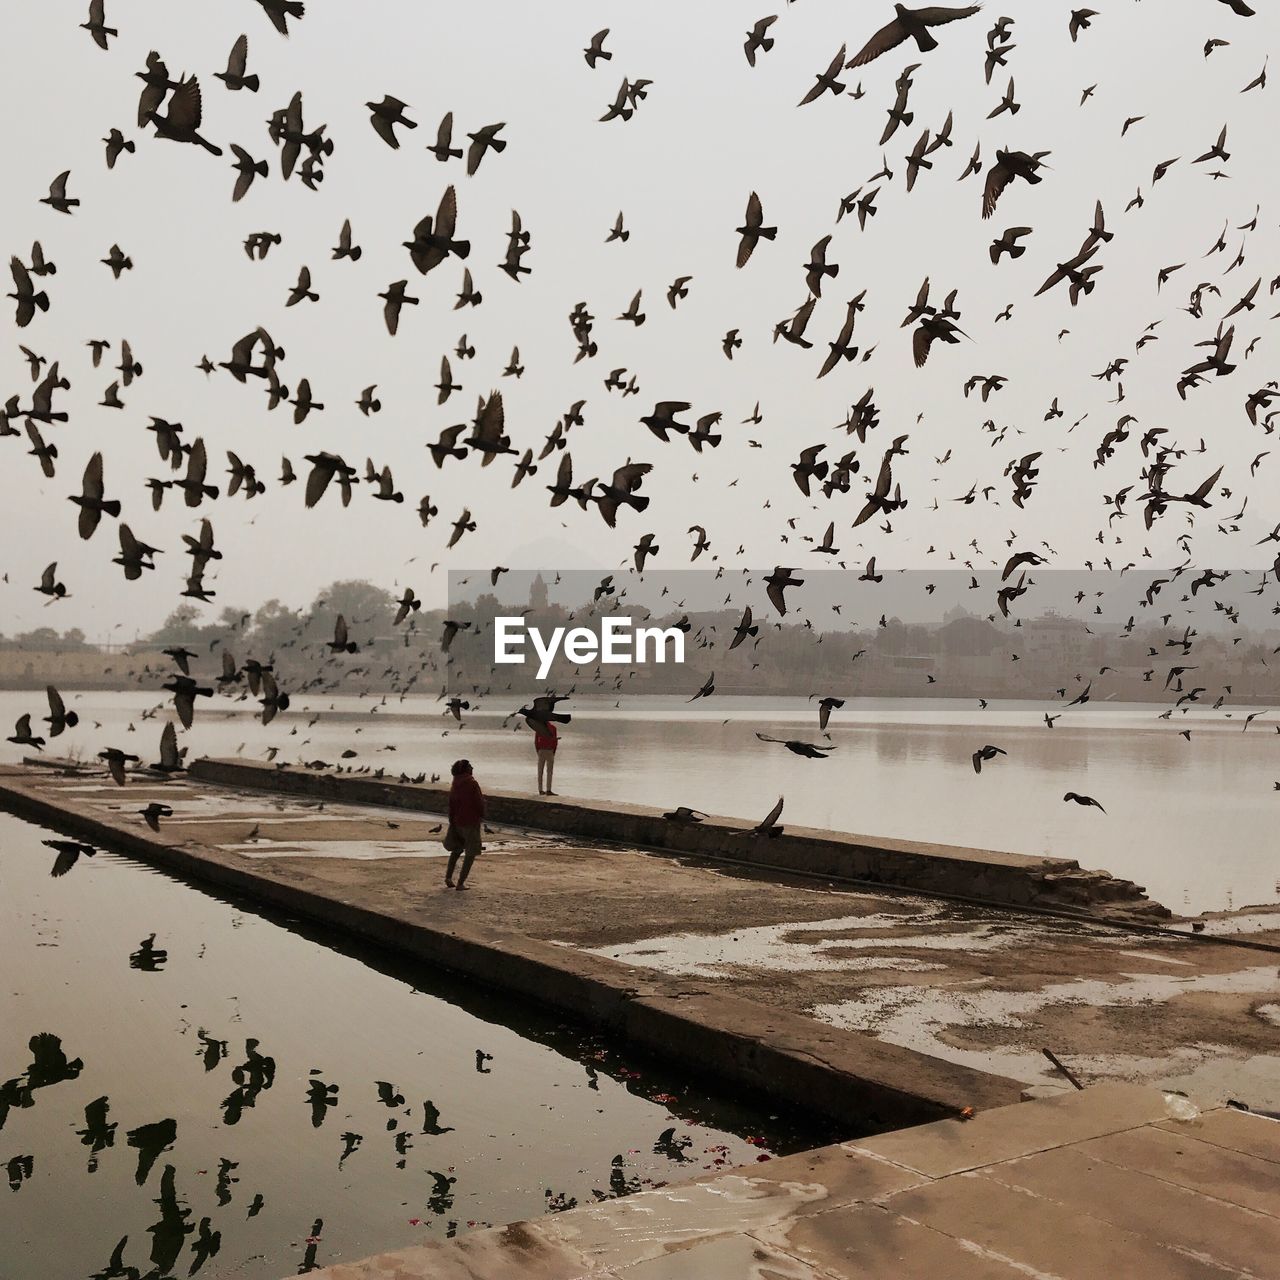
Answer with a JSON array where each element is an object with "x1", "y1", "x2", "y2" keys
[
  {"x1": 2, "y1": 689, "x2": 1275, "y2": 914},
  {"x1": 0, "y1": 811, "x2": 824, "y2": 1280}
]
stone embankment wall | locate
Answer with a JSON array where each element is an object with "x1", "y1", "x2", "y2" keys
[{"x1": 190, "y1": 757, "x2": 1172, "y2": 923}]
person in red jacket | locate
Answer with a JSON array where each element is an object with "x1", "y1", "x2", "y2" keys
[
  {"x1": 445, "y1": 759, "x2": 484, "y2": 890},
  {"x1": 534, "y1": 720, "x2": 558, "y2": 795}
]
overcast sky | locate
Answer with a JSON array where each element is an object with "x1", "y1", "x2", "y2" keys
[{"x1": 1, "y1": 0, "x2": 1276, "y2": 643}]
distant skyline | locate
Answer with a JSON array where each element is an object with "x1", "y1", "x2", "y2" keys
[{"x1": 1, "y1": 1, "x2": 1276, "y2": 644}]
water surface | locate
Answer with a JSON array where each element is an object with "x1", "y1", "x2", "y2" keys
[
  {"x1": 1, "y1": 689, "x2": 1275, "y2": 913},
  {"x1": 0, "y1": 811, "x2": 824, "y2": 1280}
]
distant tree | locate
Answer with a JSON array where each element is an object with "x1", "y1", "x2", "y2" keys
[
  {"x1": 15, "y1": 627, "x2": 62, "y2": 650},
  {"x1": 246, "y1": 599, "x2": 299, "y2": 653},
  {"x1": 147, "y1": 603, "x2": 245, "y2": 648},
  {"x1": 218, "y1": 606, "x2": 249, "y2": 630},
  {"x1": 311, "y1": 580, "x2": 397, "y2": 628},
  {"x1": 148, "y1": 604, "x2": 203, "y2": 643}
]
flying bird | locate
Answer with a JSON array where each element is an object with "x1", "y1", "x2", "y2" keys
[
  {"x1": 147, "y1": 78, "x2": 223, "y2": 155},
  {"x1": 1063, "y1": 791, "x2": 1106, "y2": 812},
  {"x1": 848, "y1": 5, "x2": 983, "y2": 67},
  {"x1": 754, "y1": 733, "x2": 835, "y2": 759},
  {"x1": 227, "y1": 145, "x2": 268, "y2": 201},
  {"x1": 216, "y1": 34, "x2": 259, "y2": 92},
  {"x1": 254, "y1": 0, "x2": 305, "y2": 36},
  {"x1": 983, "y1": 149, "x2": 1049, "y2": 219},
  {"x1": 735, "y1": 192, "x2": 777, "y2": 268},
  {"x1": 8, "y1": 714, "x2": 45, "y2": 752},
  {"x1": 798, "y1": 45, "x2": 848, "y2": 106},
  {"x1": 764, "y1": 567, "x2": 803, "y2": 616},
  {"x1": 9, "y1": 258, "x2": 49, "y2": 328},
  {"x1": 43, "y1": 839, "x2": 96, "y2": 877},
  {"x1": 41, "y1": 171, "x2": 79, "y2": 214},
  {"x1": 81, "y1": 0, "x2": 117, "y2": 49},
  {"x1": 749, "y1": 796, "x2": 785, "y2": 837},
  {"x1": 584, "y1": 29, "x2": 611, "y2": 68},
  {"x1": 745, "y1": 16, "x2": 777, "y2": 66},
  {"x1": 69, "y1": 452, "x2": 120, "y2": 540},
  {"x1": 368, "y1": 95, "x2": 417, "y2": 148}
]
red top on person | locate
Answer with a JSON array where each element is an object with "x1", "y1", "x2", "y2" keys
[
  {"x1": 534, "y1": 722, "x2": 558, "y2": 752},
  {"x1": 449, "y1": 771, "x2": 485, "y2": 826}
]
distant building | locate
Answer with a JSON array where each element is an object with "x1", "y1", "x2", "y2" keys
[
  {"x1": 939, "y1": 615, "x2": 1002, "y2": 656},
  {"x1": 1023, "y1": 612, "x2": 1090, "y2": 665}
]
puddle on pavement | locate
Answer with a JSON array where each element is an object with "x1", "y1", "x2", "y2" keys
[
  {"x1": 815, "y1": 966, "x2": 1280, "y2": 1094},
  {"x1": 583, "y1": 904, "x2": 1118, "y2": 979},
  {"x1": 220, "y1": 838, "x2": 526, "y2": 861}
]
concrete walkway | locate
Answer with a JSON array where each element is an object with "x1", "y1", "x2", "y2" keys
[
  {"x1": 303, "y1": 1083, "x2": 1280, "y2": 1279},
  {"x1": 1, "y1": 761, "x2": 1276, "y2": 1110},
  {"x1": 0, "y1": 761, "x2": 1022, "y2": 1131},
  {"x1": 192, "y1": 757, "x2": 1171, "y2": 923}
]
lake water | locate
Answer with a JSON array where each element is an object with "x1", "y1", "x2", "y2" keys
[
  {"x1": 0, "y1": 810, "x2": 825, "y2": 1280},
  {"x1": 1, "y1": 689, "x2": 1276, "y2": 914}
]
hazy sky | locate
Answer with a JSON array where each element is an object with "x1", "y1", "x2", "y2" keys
[{"x1": 2, "y1": 0, "x2": 1276, "y2": 642}]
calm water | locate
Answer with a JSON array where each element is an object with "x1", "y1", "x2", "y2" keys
[
  {"x1": 0, "y1": 811, "x2": 825, "y2": 1280},
  {"x1": 1, "y1": 689, "x2": 1276, "y2": 913}
]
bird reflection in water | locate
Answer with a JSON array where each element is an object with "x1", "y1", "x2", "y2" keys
[
  {"x1": 196, "y1": 1028, "x2": 227, "y2": 1072},
  {"x1": 338, "y1": 1131, "x2": 362, "y2": 1168},
  {"x1": 296, "y1": 1217, "x2": 324, "y2": 1274},
  {"x1": 216, "y1": 1157, "x2": 239, "y2": 1207},
  {"x1": 421, "y1": 1099, "x2": 453, "y2": 1135},
  {"x1": 306, "y1": 1077, "x2": 339, "y2": 1127},
  {"x1": 5, "y1": 1153, "x2": 33, "y2": 1191},
  {"x1": 595, "y1": 1153, "x2": 643, "y2": 1201},
  {"x1": 425, "y1": 1169, "x2": 457, "y2": 1217},
  {"x1": 0, "y1": 1032, "x2": 83, "y2": 1134},
  {"x1": 220, "y1": 1037, "x2": 276, "y2": 1124},
  {"x1": 145, "y1": 1164, "x2": 194, "y2": 1276},
  {"x1": 126, "y1": 1117, "x2": 177, "y2": 1186},
  {"x1": 88, "y1": 1236, "x2": 141, "y2": 1280},
  {"x1": 653, "y1": 1126, "x2": 693, "y2": 1164},
  {"x1": 190, "y1": 1216, "x2": 222, "y2": 1275},
  {"x1": 77, "y1": 1095, "x2": 118, "y2": 1172},
  {"x1": 128, "y1": 933, "x2": 168, "y2": 971}
]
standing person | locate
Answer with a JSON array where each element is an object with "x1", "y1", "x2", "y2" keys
[
  {"x1": 444, "y1": 759, "x2": 484, "y2": 890},
  {"x1": 535, "y1": 720, "x2": 558, "y2": 795}
]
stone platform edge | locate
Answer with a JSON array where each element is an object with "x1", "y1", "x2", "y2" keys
[
  {"x1": 0, "y1": 763, "x2": 1024, "y2": 1130},
  {"x1": 300, "y1": 1083, "x2": 1265, "y2": 1280},
  {"x1": 189, "y1": 756, "x2": 1171, "y2": 923}
]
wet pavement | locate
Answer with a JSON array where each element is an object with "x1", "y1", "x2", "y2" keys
[{"x1": 591, "y1": 901, "x2": 1280, "y2": 1109}]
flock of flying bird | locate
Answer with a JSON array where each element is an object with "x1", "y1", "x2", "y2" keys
[{"x1": 5, "y1": 0, "x2": 1280, "y2": 819}]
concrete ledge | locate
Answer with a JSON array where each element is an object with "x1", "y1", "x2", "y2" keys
[
  {"x1": 188, "y1": 756, "x2": 1171, "y2": 922},
  {"x1": 0, "y1": 764, "x2": 1024, "y2": 1131},
  {"x1": 301, "y1": 1084, "x2": 1275, "y2": 1280}
]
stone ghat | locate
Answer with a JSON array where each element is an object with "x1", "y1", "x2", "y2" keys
[
  {"x1": 0, "y1": 761, "x2": 1024, "y2": 1132},
  {"x1": 299, "y1": 1084, "x2": 1280, "y2": 1280},
  {"x1": 189, "y1": 757, "x2": 1172, "y2": 924}
]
